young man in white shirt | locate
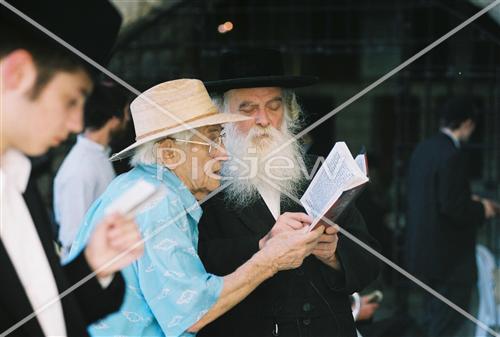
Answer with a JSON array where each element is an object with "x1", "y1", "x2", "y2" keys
[
  {"x1": 54, "y1": 83, "x2": 130, "y2": 258},
  {"x1": 0, "y1": 1, "x2": 143, "y2": 336}
]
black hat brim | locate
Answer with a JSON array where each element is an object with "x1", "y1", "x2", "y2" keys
[{"x1": 204, "y1": 75, "x2": 319, "y2": 93}]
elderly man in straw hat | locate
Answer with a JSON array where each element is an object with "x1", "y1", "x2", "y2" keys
[{"x1": 68, "y1": 79, "x2": 325, "y2": 337}]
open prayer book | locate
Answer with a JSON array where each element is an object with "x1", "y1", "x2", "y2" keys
[{"x1": 300, "y1": 142, "x2": 369, "y2": 231}]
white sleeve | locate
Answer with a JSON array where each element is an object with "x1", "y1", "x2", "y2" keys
[
  {"x1": 55, "y1": 170, "x2": 96, "y2": 257},
  {"x1": 351, "y1": 292, "x2": 361, "y2": 320}
]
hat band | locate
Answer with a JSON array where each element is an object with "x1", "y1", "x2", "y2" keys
[{"x1": 135, "y1": 110, "x2": 218, "y2": 141}]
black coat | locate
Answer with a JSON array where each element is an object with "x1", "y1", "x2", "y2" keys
[
  {"x1": 405, "y1": 132, "x2": 485, "y2": 284},
  {"x1": 0, "y1": 177, "x2": 125, "y2": 337},
  {"x1": 197, "y1": 179, "x2": 381, "y2": 337}
]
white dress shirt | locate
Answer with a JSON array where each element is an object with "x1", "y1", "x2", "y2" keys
[
  {"x1": 54, "y1": 135, "x2": 115, "y2": 258},
  {"x1": 257, "y1": 185, "x2": 281, "y2": 220},
  {"x1": 440, "y1": 127, "x2": 461, "y2": 148},
  {"x1": 1, "y1": 150, "x2": 67, "y2": 337}
]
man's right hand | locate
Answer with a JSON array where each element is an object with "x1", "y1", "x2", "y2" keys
[
  {"x1": 84, "y1": 214, "x2": 144, "y2": 278},
  {"x1": 259, "y1": 212, "x2": 313, "y2": 249},
  {"x1": 259, "y1": 226, "x2": 324, "y2": 273},
  {"x1": 357, "y1": 295, "x2": 380, "y2": 321}
]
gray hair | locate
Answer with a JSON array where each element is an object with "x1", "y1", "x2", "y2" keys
[
  {"x1": 129, "y1": 129, "x2": 194, "y2": 167},
  {"x1": 212, "y1": 88, "x2": 303, "y2": 132}
]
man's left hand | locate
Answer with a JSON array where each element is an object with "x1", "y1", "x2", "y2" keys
[{"x1": 313, "y1": 224, "x2": 341, "y2": 270}]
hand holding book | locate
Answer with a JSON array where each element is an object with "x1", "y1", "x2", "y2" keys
[
  {"x1": 312, "y1": 224, "x2": 341, "y2": 270},
  {"x1": 258, "y1": 212, "x2": 313, "y2": 249}
]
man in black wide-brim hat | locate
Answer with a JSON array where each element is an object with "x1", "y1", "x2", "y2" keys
[
  {"x1": 198, "y1": 49, "x2": 381, "y2": 337},
  {"x1": 0, "y1": 1, "x2": 144, "y2": 336}
]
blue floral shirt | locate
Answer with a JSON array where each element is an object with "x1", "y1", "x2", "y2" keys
[{"x1": 67, "y1": 164, "x2": 223, "y2": 337}]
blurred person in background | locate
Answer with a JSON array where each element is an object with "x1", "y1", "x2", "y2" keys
[
  {"x1": 406, "y1": 96, "x2": 498, "y2": 337},
  {"x1": 54, "y1": 82, "x2": 130, "y2": 258}
]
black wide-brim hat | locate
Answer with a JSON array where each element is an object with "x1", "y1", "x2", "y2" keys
[
  {"x1": 0, "y1": 0, "x2": 122, "y2": 67},
  {"x1": 204, "y1": 48, "x2": 319, "y2": 93}
]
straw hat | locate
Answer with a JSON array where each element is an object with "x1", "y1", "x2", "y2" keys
[{"x1": 110, "y1": 79, "x2": 250, "y2": 161}]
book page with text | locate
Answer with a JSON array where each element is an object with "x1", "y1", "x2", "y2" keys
[{"x1": 300, "y1": 142, "x2": 367, "y2": 227}]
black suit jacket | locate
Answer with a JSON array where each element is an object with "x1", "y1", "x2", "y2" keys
[
  {"x1": 197, "y1": 175, "x2": 381, "y2": 337},
  {"x1": 0, "y1": 177, "x2": 125, "y2": 337},
  {"x1": 405, "y1": 132, "x2": 485, "y2": 284}
]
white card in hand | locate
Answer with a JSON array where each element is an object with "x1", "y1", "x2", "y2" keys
[{"x1": 105, "y1": 179, "x2": 158, "y2": 217}]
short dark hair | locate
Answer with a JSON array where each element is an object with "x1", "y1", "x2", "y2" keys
[
  {"x1": 439, "y1": 97, "x2": 479, "y2": 130},
  {"x1": 0, "y1": 17, "x2": 90, "y2": 99},
  {"x1": 84, "y1": 82, "x2": 130, "y2": 130}
]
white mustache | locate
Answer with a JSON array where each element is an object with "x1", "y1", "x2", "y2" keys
[
  {"x1": 220, "y1": 122, "x2": 305, "y2": 208},
  {"x1": 250, "y1": 128, "x2": 273, "y2": 138}
]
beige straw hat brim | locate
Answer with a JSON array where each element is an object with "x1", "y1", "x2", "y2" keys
[{"x1": 110, "y1": 112, "x2": 250, "y2": 161}]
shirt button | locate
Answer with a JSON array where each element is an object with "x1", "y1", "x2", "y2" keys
[
  {"x1": 303, "y1": 318, "x2": 311, "y2": 326},
  {"x1": 302, "y1": 303, "x2": 312, "y2": 312}
]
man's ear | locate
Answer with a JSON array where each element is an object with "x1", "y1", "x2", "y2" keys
[
  {"x1": 1, "y1": 49, "x2": 37, "y2": 93},
  {"x1": 157, "y1": 138, "x2": 184, "y2": 168}
]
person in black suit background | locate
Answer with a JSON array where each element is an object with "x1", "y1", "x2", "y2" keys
[
  {"x1": 197, "y1": 49, "x2": 381, "y2": 337},
  {"x1": 405, "y1": 97, "x2": 498, "y2": 337},
  {"x1": 0, "y1": 1, "x2": 144, "y2": 336}
]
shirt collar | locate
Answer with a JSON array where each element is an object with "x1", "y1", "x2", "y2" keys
[
  {"x1": 77, "y1": 134, "x2": 110, "y2": 155},
  {"x1": 1, "y1": 149, "x2": 32, "y2": 193},
  {"x1": 138, "y1": 164, "x2": 202, "y2": 221},
  {"x1": 440, "y1": 128, "x2": 461, "y2": 148}
]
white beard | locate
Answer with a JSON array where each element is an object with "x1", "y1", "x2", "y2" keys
[{"x1": 221, "y1": 121, "x2": 306, "y2": 208}]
